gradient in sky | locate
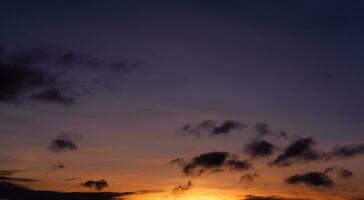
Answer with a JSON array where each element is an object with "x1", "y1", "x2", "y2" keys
[{"x1": 0, "y1": 1, "x2": 364, "y2": 200}]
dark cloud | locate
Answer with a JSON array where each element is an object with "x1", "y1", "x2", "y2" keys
[
  {"x1": 340, "y1": 169, "x2": 353, "y2": 178},
  {"x1": 240, "y1": 173, "x2": 259, "y2": 183},
  {"x1": 270, "y1": 138, "x2": 323, "y2": 167},
  {"x1": 253, "y1": 123, "x2": 288, "y2": 139},
  {"x1": 59, "y1": 51, "x2": 101, "y2": 67},
  {"x1": 0, "y1": 170, "x2": 21, "y2": 176},
  {"x1": 170, "y1": 158, "x2": 186, "y2": 166},
  {"x1": 31, "y1": 88, "x2": 75, "y2": 105},
  {"x1": 49, "y1": 133, "x2": 80, "y2": 153},
  {"x1": 51, "y1": 164, "x2": 65, "y2": 171},
  {"x1": 81, "y1": 179, "x2": 109, "y2": 191},
  {"x1": 172, "y1": 181, "x2": 193, "y2": 194},
  {"x1": 285, "y1": 171, "x2": 334, "y2": 188},
  {"x1": 178, "y1": 151, "x2": 250, "y2": 176},
  {"x1": 254, "y1": 123, "x2": 273, "y2": 137},
  {"x1": 244, "y1": 139, "x2": 275, "y2": 158},
  {"x1": 211, "y1": 120, "x2": 245, "y2": 135},
  {"x1": 0, "y1": 176, "x2": 39, "y2": 183},
  {"x1": 0, "y1": 181, "x2": 141, "y2": 200},
  {"x1": 0, "y1": 44, "x2": 141, "y2": 105},
  {"x1": 181, "y1": 120, "x2": 218, "y2": 136},
  {"x1": 181, "y1": 120, "x2": 245, "y2": 136},
  {"x1": 226, "y1": 159, "x2": 251, "y2": 171},
  {"x1": 244, "y1": 195, "x2": 309, "y2": 200},
  {"x1": 0, "y1": 170, "x2": 38, "y2": 183},
  {"x1": 182, "y1": 152, "x2": 228, "y2": 175},
  {"x1": 324, "y1": 166, "x2": 353, "y2": 178},
  {"x1": 0, "y1": 65, "x2": 54, "y2": 102},
  {"x1": 328, "y1": 144, "x2": 364, "y2": 159},
  {"x1": 110, "y1": 61, "x2": 143, "y2": 73}
]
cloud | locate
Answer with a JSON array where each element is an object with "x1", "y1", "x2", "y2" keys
[
  {"x1": 178, "y1": 151, "x2": 250, "y2": 176},
  {"x1": 211, "y1": 120, "x2": 246, "y2": 135},
  {"x1": 81, "y1": 179, "x2": 109, "y2": 191},
  {"x1": 244, "y1": 195, "x2": 309, "y2": 200},
  {"x1": 244, "y1": 139, "x2": 275, "y2": 158},
  {"x1": 254, "y1": 123, "x2": 273, "y2": 137},
  {"x1": 49, "y1": 132, "x2": 80, "y2": 153},
  {"x1": 0, "y1": 176, "x2": 39, "y2": 183},
  {"x1": 0, "y1": 181, "x2": 137, "y2": 200},
  {"x1": 253, "y1": 123, "x2": 288, "y2": 139},
  {"x1": 172, "y1": 181, "x2": 193, "y2": 194},
  {"x1": 0, "y1": 65, "x2": 54, "y2": 103},
  {"x1": 226, "y1": 159, "x2": 251, "y2": 171},
  {"x1": 270, "y1": 138, "x2": 323, "y2": 166},
  {"x1": 328, "y1": 144, "x2": 364, "y2": 159},
  {"x1": 324, "y1": 166, "x2": 353, "y2": 178},
  {"x1": 285, "y1": 171, "x2": 334, "y2": 188},
  {"x1": 0, "y1": 170, "x2": 21, "y2": 176},
  {"x1": 181, "y1": 120, "x2": 245, "y2": 136},
  {"x1": 0, "y1": 44, "x2": 141, "y2": 105},
  {"x1": 240, "y1": 173, "x2": 259, "y2": 183},
  {"x1": 31, "y1": 88, "x2": 75, "y2": 105},
  {"x1": 58, "y1": 50, "x2": 101, "y2": 67}
]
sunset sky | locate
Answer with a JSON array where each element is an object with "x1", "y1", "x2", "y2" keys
[{"x1": 1, "y1": 1, "x2": 364, "y2": 200}]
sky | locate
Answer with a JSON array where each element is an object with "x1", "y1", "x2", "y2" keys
[{"x1": 0, "y1": 1, "x2": 364, "y2": 200}]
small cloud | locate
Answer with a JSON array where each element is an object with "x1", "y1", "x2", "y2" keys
[
  {"x1": 81, "y1": 179, "x2": 109, "y2": 191},
  {"x1": 285, "y1": 171, "x2": 334, "y2": 188},
  {"x1": 328, "y1": 144, "x2": 364, "y2": 159},
  {"x1": 0, "y1": 170, "x2": 21, "y2": 176},
  {"x1": 180, "y1": 120, "x2": 245, "y2": 137},
  {"x1": 49, "y1": 132, "x2": 80, "y2": 153},
  {"x1": 244, "y1": 139, "x2": 275, "y2": 158},
  {"x1": 226, "y1": 159, "x2": 250, "y2": 171},
  {"x1": 0, "y1": 181, "x2": 131, "y2": 200},
  {"x1": 172, "y1": 181, "x2": 193, "y2": 194},
  {"x1": 211, "y1": 120, "x2": 246, "y2": 135},
  {"x1": 178, "y1": 151, "x2": 250, "y2": 176},
  {"x1": 254, "y1": 123, "x2": 273, "y2": 137},
  {"x1": 240, "y1": 173, "x2": 259, "y2": 183},
  {"x1": 0, "y1": 176, "x2": 40, "y2": 183},
  {"x1": 51, "y1": 164, "x2": 65, "y2": 171},
  {"x1": 324, "y1": 166, "x2": 353, "y2": 179},
  {"x1": 31, "y1": 88, "x2": 75, "y2": 105},
  {"x1": 270, "y1": 138, "x2": 323, "y2": 167}
]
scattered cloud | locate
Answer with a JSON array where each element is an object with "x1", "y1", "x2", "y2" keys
[
  {"x1": 285, "y1": 171, "x2": 334, "y2": 188},
  {"x1": 253, "y1": 123, "x2": 288, "y2": 139},
  {"x1": 240, "y1": 173, "x2": 259, "y2": 183},
  {"x1": 0, "y1": 170, "x2": 21, "y2": 176},
  {"x1": 181, "y1": 120, "x2": 245, "y2": 137},
  {"x1": 270, "y1": 138, "x2": 323, "y2": 167},
  {"x1": 31, "y1": 88, "x2": 75, "y2": 105},
  {"x1": 49, "y1": 132, "x2": 80, "y2": 153},
  {"x1": 211, "y1": 120, "x2": 246, "y2": 135},
  {"x1": 172, "y1": 181, "x2": 193, "y2": 194},
  {"x1": 244, "y1": 139, "x2": 275, "y2": 158},
  {"x1": 81, "y1": 179, "x2": 109, "y2": 191},
  {"x1": 226, "y1": 159, "x2": 251, "y2": 171},
  {"x1": 328, "y1": 144, "x2": 364, "y2": 159},
  {"x1": 0, "y1": 181, "x2": 140, "y2": 200},
  {"x1": 0, "y1": 44, "x2": 141, "y2": 105},
  {"x1": 0, "y1": 65, "x2": 54, "y2": 103},
  {"x1": 0, "y1": 176, "x2": 39, "y2": 183},
  {"x1": 324, "y1": 166, "x2": 353, "y2": 178},
  {"x1": 177, "y1": 151, "x2": 250, "y2": 176}
]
